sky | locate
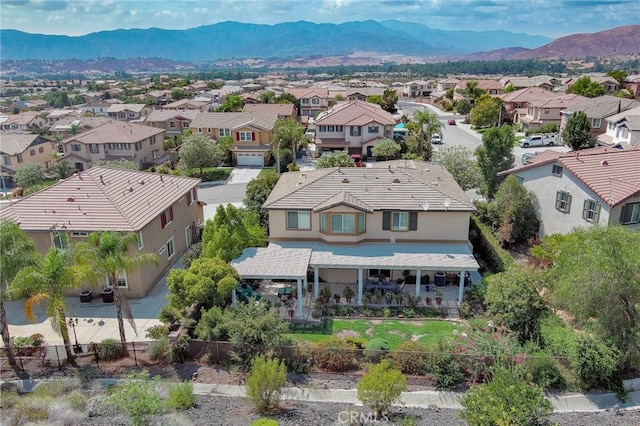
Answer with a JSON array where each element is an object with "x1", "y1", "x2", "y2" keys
[{"x1": 1, "y1": 0, "x2": 638, "y2": 38}]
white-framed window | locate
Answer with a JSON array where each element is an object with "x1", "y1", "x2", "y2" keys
[
  {"x1": 327, "y1": 125, "x2": 335, "y2": 132},
  {"x1": 90, "y1": 144, "x2": 99, "y2": 154},
  {"x1": 552, "y1": 165, "x2": 563, "y2": 177},
  {"x1": 30, "y1": 149, "x2": 35, "y2": 156},
  {"x1": 368, "y1": 125, "x2": 379, "y2": 133},
  {"x1": 3, "y1": 157, "x2": 11, "y2": 166},
  {"x1": 38, "y1": 147, "x2": 44, "y2": 153},
  {"x1": 166, "y1": 236, "x2": 175, "y2": 260},
  {"x1": 311, "y1": 98, "x2": 320, "y2": 104},
  {"x1": 591, "y1": 118, "x2": 601, "y2": 128},
  {"x1": 169, "y1": 121, "x2": 176, "y2": 128},
  {"x1": 219, "y1": 128, "x2": 231, "y2": 137},
  {"x1": 185, "y1": 226, "x2": 192, "y2": 248},
  {"x1": 160, "y1": 206, "x2": 173, "y2": 228},
  {"x1": 620, "y1": 202, "x2": 640, "y2": 225},
  {"x1": 186, "y1": 187, "x2": 196, "y2": 206},
  {"x1": 106, "y1": 271, "x2": 127, "y2": 288},
  {"x1": 16, "y1": 154, "x2": 23, "y2": 163},
  {"x1": 392, "y1": 211, "x2": 409, "y2": 231},
  {"x1": 158, "y1": 245, "x2": 166, "y2": 255},
  {"x1": 382, "y1": 211, "x2": 418, "y2": 231},
  {"x1": 287, "y1": 211, "x2": 311, "y2": 230},
  {"x1": 336, "y1": 125, "x2": 343, "y2": 132},
  {"x1": 350, "y1": 126, "x2": 361, "y2": 136},
  {"x1": 135, "y1": 141, "x2": 142, "y2": 151},
  {"x1": 137, "y1": 231, "x2": 144, "y2": 250},
  {"x1": 330, "y1": 213, "x2": 356, "y2": 233},
  {"x1": 239, "y1": 131, "x2": 253, "y2": 141},
  {"x1": 582, "y1": 199, "x2": 601, "y2": 223},
  {"x1": 319, "y1": 125, "x2": 326, "y2": 132},
  {"x1": 71, "y1": 144, "x2": 81, "y2": 152},
  {"x1": 555, "y1": 191, "x2": 572, "y2": 213},
  {"x1": 301, "y1": 98, "x2": 309, "y2": 104},
  {"x1": 544, "y1": 108, "x2": 550, "y2": 115}
]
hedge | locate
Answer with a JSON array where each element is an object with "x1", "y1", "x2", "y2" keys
[
  {"x1": 469, "y1": 215, "x2": 514, "y2": 273},
  {"x1": 185, "y1": 167, "x2": 232, "y2": 182}
]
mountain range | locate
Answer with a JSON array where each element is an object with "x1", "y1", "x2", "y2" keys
[{"x1": 1, "y1": 20, "x2": 553, "y2": 62}]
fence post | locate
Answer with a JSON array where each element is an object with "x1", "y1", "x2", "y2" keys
[
  {"x1": 93, "y1": 343, "x2": 99, "y2": 368},
  {"x1": 55, "y1": 345, "x2": 61, "y2": 370},
  {"x1": 132, "y1": 341, "x2": 138, "y2": 367}
]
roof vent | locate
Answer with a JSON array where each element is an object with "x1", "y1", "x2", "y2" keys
[
  {"x1": 342, "y1": 178, "x2": 349, "y2": 183},
  {"x1": 140, "y1": 180, "x2": 144, "y2": 185},
  {"x1": 67, "y1": 197, "x2": 75, "y2": 202},
  {"x1": 392, "y1": 178, "x2": 401, "y2": 183},
  {"x1": 601, "y1": 160, "x2": 609, "y2": 166},
  {"x1": 129, "y1": 187, "x2": 134, "y2": 192}
]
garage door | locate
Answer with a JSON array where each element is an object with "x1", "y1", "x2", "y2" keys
[{"x1": 236, "y1": 153, "x2": 264, "y2": 166}]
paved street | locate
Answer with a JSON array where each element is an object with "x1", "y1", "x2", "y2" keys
[{"x1": 198, "y1": 167, "x2": 261, "y2": 220}]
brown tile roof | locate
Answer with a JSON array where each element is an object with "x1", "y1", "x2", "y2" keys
[
  {"x1": 164, "y1": 99, "x2": 209, "y2": 109},
  {"x1": 0, "y1": 167, "x2": 200, "y2": 232},
  {"x1": 284, "y1": 87, "x2": 329, "y2": 99},
  {"x1": 0, "y1": 134, "x2": 46, "y2": 155},
  {"x1": 530, "y1": 94, "x2": 587, "y2": 108},
  {"x1": 106, "y1": 104, "x2": 147, "y2": 113},
  {"x1": 190, "y1": 112, "x2": 278, "y2": 131},
  {"x1": 563, "y1": 96, "x2": 640, "y2": 119},
  {"x1": 500, "y1": 87, "x2": 558, "y2": 103},
  {"x1": 315, "y1": 100, "x2": 395, "y2": 126},
  {"x1": 144, "y1": 109, "x2": 200, "y2": 122},
  {"x1": 264, "y1": 160, "x2": 475, "y2": 212},
  {"x1": 63, "y1": 120, "x2": 164, "y2": 145},
  {"x1": 243, "y1": 103, "x2": 296, "y2": 116}
]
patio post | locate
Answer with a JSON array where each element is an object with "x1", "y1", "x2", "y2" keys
[
  {"x1": 415, "y1": 269, "x2": 421, "y2": 296},
  {"x1": 357, "y1": 268, "x2": 363, "y2": 304},
  {"x1": 231, "y1": 288, "x2": 237, "y2": 308},
  {"x1": 458, "y1": 271, "x2": 465, "y2": 304},
  {"x1": 296, "y1": 278, "x2": 303, "y2": 317},
  {"x1": 314, "y1": 267, "x2": 319, "y2": 299}
]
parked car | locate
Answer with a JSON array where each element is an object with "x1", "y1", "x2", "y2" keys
[
  {"x1": 518, "y1": 133, "x2": 558, "y2": 148},
  {"x1": 431, "y1": 134, "x2": 442, "y2": 144},
  {"x1": 350, "y1": 154, "x2": 363, "y2": 167},
  {"x1": 447, "y1": 119, "x2": 456, "y2": 125}
]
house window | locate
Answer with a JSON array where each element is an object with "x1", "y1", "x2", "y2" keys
[
  {"x1": 137, "y1": 231, "x2": 144, "y2": 250},
  {"x1": 591, "y1": 118, "x2": 601, "y2": 128},
  {"x1": 219, "y1": 128, "x2": 230, "y2": 137},
  {"x1": 319, "y1": 125, "x2": 327, "y2": 132},
  {"x1": 336, "y1": 125, "x2": 343, "y2": 132},
  {"x1": 620, "y1": 203, "x2": 640, "y2": 224},
  {"x1": 331, "y1": 213, "x2": 356, "y2": 233},
  {"x1": 301, "y1": 98, "x2": 309, "y2": 104},
  {"x1": 582, "y1": 200, "x2": 601, "y2": 223},
  {"x1": 90, "y1": 144, "x2": 99, "y2": 154},
  {"x1": 350, "y1": 126, "x2": 361, "y2": 136},
  {"x1": 160, "y1": 206, "x2": 174, "y2": 228},
  {"x1": 552, "y1": 165, "x2": 563, "y2": 176},
  {"x1": 516, "y1": 176, "x2": 524, "y2": 185},
  {"x1": 239, "y1": 131, "x2": 253, "y2": 141},
  {"x1": 51, "y1": 232, "x2": 69, "y2": 249},
  {"x1": 544, "y1": 108, "x2": 550, "y2": 115},
  {"x1": 70, "y1": 231, "x2": 89, "y2": 237},
  {"x1": 555, "y1": 191, "x2": 572, "y2": 213},
  {"x1": 169, "y1": 121, "x2": 176, "y2": 128},
  {"x1": 71, "y1": 144, "x2": 81, "y2": 152},
  {"x1": 358, "y1": 212, "x2": 365, "y2": 232},
  {"x1": 3, "y1": 157, "x2": 11, "y2": 166},
  {"x1": 327, "y1": 125, "x2": 335, "y2": 132},
  {"x1": 135, "y1": 141, "x2": 142, "y2": 151},
  {"x1": 38, "y1": 147, "x2": 44, "y2": 153},
  {"x1": 368, "y1": 125, "x2": 379, "y2": 133},
  {"x1": 17, "y1": 154, "x2": 23, "y2": 163},
  {"x1": 30, "y1": 149, "x2": 35, "y2": 156},
  {"x1": 312, "y1": 98, "x2": 320, "y2": 104},
  {"x1": 186, "y1": 188, "x2": 196, "y2": 206},
  {"x1": 369, "y1": 269, "x2": 391, "y2": 278},
  {"x1": 287, "y1": 211, "x2": 311, "y2": 230},
  {"x1": 106, "y1": 271, "x2": 127, "y2": 288},
  {"x1": 382, "y1": 211, "x2": 418, "y2": 231},
  {"x1": 166, "y1": 237, "x2": 175, "y2": 260}
]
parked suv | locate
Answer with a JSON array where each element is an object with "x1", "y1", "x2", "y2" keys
[{"x1": 431, "y1": 134, "x2": 442, "y2": 144}]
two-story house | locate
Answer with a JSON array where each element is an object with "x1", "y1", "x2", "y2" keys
[
  {"x1": 313, "y1": 100, "x2": 395, "y2": 157},
  {"x1": 0, "y1": 167, "x2": 203, "y2": 298},
  {"x1": 0, "y1": 112, "x2": 46, "y2": 132},
  {"x1": 284, "y1": 87, "x2": 330, "y2": 120},
  {"x1": 596, "y1": 105, "x2": 640, "y2": 150},
  {"x1": 142, "y1": 109, "x2": 200, "y2": 139},
  {"x1": 57, "y1": 120, "x2": 165, "y2": 171},
  {"x1": 0, "y1": 133, "x2": 55, "y2": 175},
  {"x1": 499, "y1": 87, "x2": 559, "y2": 124},
  {"x1": 243, "y1": 103, "x2": 298, "y2": 120},
  {"x1": 190, "y1": 112, "x2": 279, "y2": 166},
  {"x1": 403, "y1": 80, "x2": 436, "y2": 98},
  {"x1": 559, "y1": 96, "x2": 640, "y2": 142},
  {"x1": 46, "y1": 109, "x2": 85, "y2": 126},
  {"x1": 231, "y1": 160, "x2": 479, "y2": 317},
  {"x1": 623, "y1": 75, "x2": 640, "y2": 97},
  {"x1": 106, "y1": 104, "x2": 152, "y2": 121},
  {"x1": 163, "y1": 99, "x2": 211, "y2": 111},
  {"x1": 500, "y1": 147, "x2": 640, "y2": 237},
  {"x1": 517, "y1": 94, "x2": 587, "y2": 132}
]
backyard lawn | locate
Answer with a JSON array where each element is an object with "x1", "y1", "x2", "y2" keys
[{"x1": 287, "y1": 318, "x2": 463, "y2": 349}]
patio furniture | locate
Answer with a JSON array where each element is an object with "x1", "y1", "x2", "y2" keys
[
  {"x1": 364, "y1": 280, "x2": 398, "y2": 293},
  {"x1": 277, "y1": 286, "x2": 293, "y2": 301},
  {"x1": 434, "y1": 271, "x2": 447, "y2": 287}
]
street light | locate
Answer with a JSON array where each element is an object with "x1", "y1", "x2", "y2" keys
[
  {"x1": 276, "y1": 139, "x2": 284, "y2": 175},
  {"x1": 68, "y1": 318, "x2": 83, "y2": 354}
]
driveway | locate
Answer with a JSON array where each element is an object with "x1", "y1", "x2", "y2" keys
[{"x1": 198, "y1": 167, "x2": 262, "y2": 220}]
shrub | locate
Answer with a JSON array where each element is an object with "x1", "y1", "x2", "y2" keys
[
  {"x1": 33, "y1": 381, "x2": 66, "y2": 398},
  {"x1": 98, "y1": 338, "x2": 125, "y2": 361},
  {"x1": 159, "y1": 305, "x2": 184, "y2": 327},
  {"x1": 469, "y1": 215, "x2": 514, "y2": 273},
  {"x1": 65, "y1": 390, "x2": 88, "y2": 411},
  {"x1": 431, "y1": 354, "x2": 465, "y2": 390},
  {"x1": 527, "y1": 358, "x2": 566, "y2": 391},
  {"x1": 182, "y1": 241, "x2": 202, "y2": 268},
  {"x1": 171, "y1": 335, "x2": 191, "y2": 363},
  {"x1": 391, "y1": 341, "x2": 430, "y2": 375},
  {"x1": 107, "y1": 370, "x2": 164, "y2": 426},
  {"x1": 571, "y1": 335, "x2": 621, "y2": 390},
  {"x1": 166, "y1": 381, "x2": 197, "y2": 410},
  {"x1": 246, "y1": 356, "x2": 287, "y2": 413},
  {"x1": 149, "y1": 339, "x2": 172, "y2": 361},
  {"x1": 145, "y1": 324, "x2": 170, "y2": 340},
  {"x1": 198, "y1": 168, "x2": 232, "y2": 182},
  {"x1": 460, "y1": 366, "x2": 553, "y2": 426},
  {"x1": 363, "y1": 338, "x2": 389, "y2": 362},
  {"x1": 357, "y1": 360, "x2": 407, "y2": 416},
  {"x1": 313, "y1": 337, "x2": 359, "y2": 372},
  {"x1": 252, "y1": 419, "x2": 278, "y2": 426}
]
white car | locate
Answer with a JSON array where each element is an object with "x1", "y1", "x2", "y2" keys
[{"x1": 431, "y1": 134, "x2": 442, "y2": 144}]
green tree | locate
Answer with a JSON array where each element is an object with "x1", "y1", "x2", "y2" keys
[
  {"x1": 201, "y1": 204, "x2": 267, "y2": 262},
  {"x1": 73, "y1": 231, "x2": 159, "y2": 356},
  {"x1": 485, "y1": 265, "x2": 548, "y2": 344},
  {"x1": 469, "y1": 94, "x2": 501, "y2": 128},
  {"x1": 544, "y1": 226, "x2": 640, "y2": 367},
  {"x1": 178, "y1": 133, "x2": 225, "y2": 176},
  {"x1": 260, "y1": 91, "x2": 276, "y2": 104},
  {"x1": 432, "y1": 145, "x2": 482, "y2": 190},
  {"x1": 562, "y1": 110, "x2": 592, "y2": 150},
  {"x1": 12, "y1": 248, "x2": 80, "y2": 362},
  {"x1": 504, "y1": 83, "x2": 516, "y2": 93},
  {"x1": 406, "y1": 109, "x2": 441, "y2": 159},
  {"x1": 445, "y1": 88, "x2": 454, "y2": 100},
  {"x1": 14, "y1": 162, "x2": 45, "y2": 188},
  {"x1": 382, "y1": 88, "x2": 398, "y2": 113},
  {"x1": 166, "y1": 256, "x2": 240, "y2": 311},
  {"x1": 315, "y1": 151, "x2": 356, "y2": 168},
  {"x1": 567, "y1": 76, "x2": 606, "y2": 97},
  {"x1": 459, "y1": 80, "x2": 486, "y2": 105},
  {"x1": 246, "y1": 355, "x2": 287, "y2": 413},
  {"x1": 170, "y1": 88, "x2": 186, "y2": 101},
  {"x1": 455, "y1": 99, "x2": 472, "y2": 118},
  {"x1": 460, "y1": 366, "x2": 553, "y2": 426},
  {"x1": 244, "y1": 172, "x2": 281, "y2": 229},
  {"x1": 52, "y1": 161, "x2": 76, "y2": 179},
  {"x1": 607, "y1": 70, "x2": 628, "y2": 85},
  {"x1": 217, "y1": 94, "x2": 244, "y2": 112},
  {"x1": 272, "y1": 118, "x2": 306, "y2": 164},
  {"x1": 475, "y1": 125, "x2": 515, "y2": 199},
  {"x1": 0, "y1": 220, "x2": 37, "y2": 368},
  {"x1": 371, "y1": 138, "x2": 401, "y2": 160},
  {"x1": 366, "y1": 94, "x2": 386, "y2": 109},
  {"x1": 276, "y1": 92, "x2": 299, "y2": 109},
  {"x1": 357, "y1": 360, "x2": 407, "y2": 417},
  {"x1": 489, "y1": 175, "x2": 540, "y2": 245},
  {"x1": 329, "y1": 93, "x2": 345, "y2": 107}
]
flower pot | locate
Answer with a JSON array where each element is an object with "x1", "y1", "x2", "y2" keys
[
  {"x1": 435, "y1": 298, "x2": 443, "y2": 306},
  {"x1": 346, "y1": 297, "x2": 352, "y2": 304}
]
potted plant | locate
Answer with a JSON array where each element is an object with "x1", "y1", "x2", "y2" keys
[
  {"x1": 363, "y1": 291, "x2": 373, "y2": 306},
  {"x1": 333, "y1": 293, "x2": 341, "y2": 304},
  {"x1": 343, "y1": 286, "x2": 355, "y2": 304},
  {"x1": 435, "y1": 290, "x2": 444, "y2": 306},
  {"x1": 425, "y1": 296, "x2": 432, "y2": 306},
  {"x1": 286, "y1": 299, "x2": 295, "y2": 318},
  {"x1": 373, "y1": 288, "x2": 383, "y2": 305},
  {"x1": 319, "y1": 285, "x2": 332, "y2": 305},
  {"x1": 394, "y1": 292, "x2": 404, "y2": 305},
  {"x1": 384, "y1": 291, "x2": 394, "y2": 305}
]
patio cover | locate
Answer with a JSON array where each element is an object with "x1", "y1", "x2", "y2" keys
[{"x1": 231, "y1": 247, "x2": 312, "y2": 280}]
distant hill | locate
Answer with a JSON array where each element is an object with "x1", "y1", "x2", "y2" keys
[{"x1": 0, "y1": 20, "x2": 552, "y2": 61}]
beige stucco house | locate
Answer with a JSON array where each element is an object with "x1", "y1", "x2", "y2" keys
[
  {"x1": 231, "y1": 160, "x2": 479, "y2": 317},
  {"x1": 0, "y1": 166, "x2": 204, "y2": 298},
  {"x1": 0, "y1": 133, "x2": 56, "y2": 175}
]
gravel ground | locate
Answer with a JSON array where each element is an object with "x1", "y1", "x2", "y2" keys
[{"x1": 80, "y1": 394, "x2": 640, "y2": 426}]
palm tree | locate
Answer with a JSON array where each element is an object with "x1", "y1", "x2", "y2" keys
[
  {"x1": 73, "y1": 231, "x2": 158, "y2": 356},
  {"x1": 407, "y1": 109, "x2": 442, "y2": 159},
  {"x1": 12, "y1": 248, "x2": 79, "y2": 362},
  {"x1": 0, "y1": 220, "x2": 38, "y2": 368},
  {"x1": 52, "y1": 161, "x2": 75, "y2": 180}
]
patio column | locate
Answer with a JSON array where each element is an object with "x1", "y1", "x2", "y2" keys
[
  {"x1": 231, "y1": 289, "x2": 237, "y2": 308},
  {"x1": 357, "y1": 268, "x2": 363, "y2": 304},
  {"x1": 314, "y1": 267, "x2": 319, "y2": 299},
  {"x1": 458, "y1": 270, "x2": 465, "y2": 304},
  {"x1": 415, "y1": 269, "x2": 421, "y2": 297},
  {"x1": 297, "y1": 278, "x2": 303, "y2": 318}
]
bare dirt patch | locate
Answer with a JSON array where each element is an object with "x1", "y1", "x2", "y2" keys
[
  {"x1": 411, "y1": 334, "x2": 427, "y2": 341},
  {"x1": 335, "y1": 330, "x2": 360, "y2": 339}
]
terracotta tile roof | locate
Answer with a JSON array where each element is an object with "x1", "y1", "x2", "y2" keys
[
  {"x1": 530, "y1": 94, "x2": 587, "y2": 108},
  {"x1": 0, "y1": 167, "x2": 200, "y2": 232},
  {"x1": 500, "y1": 87, "x2": 557, "y2": 103},
  {"x1": 284, "y1": 87, "x2": 329, "y2": 99},
  {"x1": 63, "y1": 120, "x2": 164, "y2": 145},
  {"x1": 243, "y1": 103, "x2": 296, "y2": 116},
  {"x1": 264, "y1": 160, "x2": 475, "y2": 212},
  {"x1": 143, "y1": 109, "x2": 200, "y2": 122},
  {"x1": 164, "y1": 99, "x2": 209, "y2": 109},
  {"x1": 190, "y1": 112, "x2": 278, "y2": 131},
  {"x1": 315, "y1": 100, "x2": 395, "y2": 126}
]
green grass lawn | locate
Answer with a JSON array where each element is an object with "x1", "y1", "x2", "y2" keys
[
  {"x1": 258, "y1": 167, "x2": 277, "y2": 178},
  {"x1": 287, "y1": 318, "x2": 463, "y2": 349}
]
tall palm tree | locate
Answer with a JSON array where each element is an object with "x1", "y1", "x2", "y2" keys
[
  {"x1": 73, "y1": 231, "x2": 158, "y2": 356},
  {"x1": 0, "y1": 220, "x2": 38, "y2": 368},
  {"x1": 407, "y1": 109, "x2": 442, "y2": 159},
  {"x1": 12, "y1": 248, "x2": 79, "y2": 362}
]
